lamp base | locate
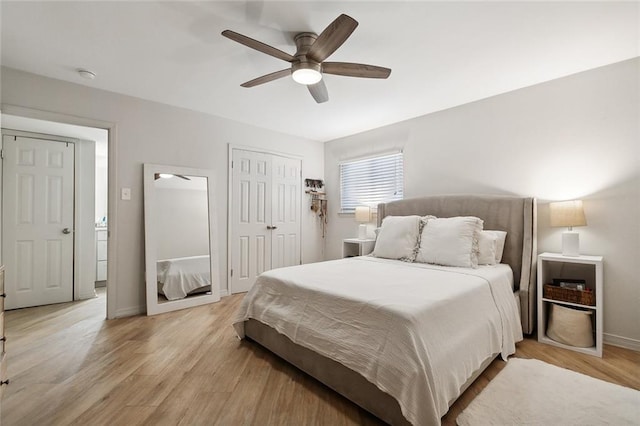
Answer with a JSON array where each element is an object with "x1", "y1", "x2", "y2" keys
[
  {"x1": 358, "y1": 224, "x2": 367, "y2": 240},
  {"x1": 562, "y1": 231, "x2": 580, "y2": 256}
]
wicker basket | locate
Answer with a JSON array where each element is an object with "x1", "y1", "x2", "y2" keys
[{"x1": 543, "y1": 284, "x2": 595, "y2": 306}]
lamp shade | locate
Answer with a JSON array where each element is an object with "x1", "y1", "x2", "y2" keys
[
  {"x1": 354, "y1": 206, "x2": 371, "y2": 223},
  {"x1": 549, "y1": 200, "x2": 587, "y2": 228}
]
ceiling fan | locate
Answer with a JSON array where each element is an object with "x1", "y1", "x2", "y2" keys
[{"x1": 222, "y1": 14, "x2": 391, "y2": 103}]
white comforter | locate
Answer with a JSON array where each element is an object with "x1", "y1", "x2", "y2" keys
[
  {"x1": 233, "y1": 256, "x2": 523, "y2": 426},
  {"x1": 157, "y1": 255, "x2": 210, "y2": 300}
]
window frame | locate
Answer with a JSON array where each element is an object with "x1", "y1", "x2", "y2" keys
[{"x1": 338, "y1": 151, "x2": 404, "y2": 214}]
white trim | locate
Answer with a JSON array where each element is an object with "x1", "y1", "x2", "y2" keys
[
  {"x1": 338, "y1": 149, "x2": 403, "y2": 165},
  {"x1": 114, "y1": 305, "x2": 144, "y2": 318},
  {"x1": 227, "y1": 145, "x2": 234, "y2": 295},
  {"x1": 228, "y1": 143, "x2": 303, "y2": 161},
  {"x1": 339, "y1": 151, "x2": 404, "y2": 213},
  {"x1": 0, "y1": 129, "x2": 98, "y2": 304},
  {"x1": 604, "y1": 333, "x2": 640, "y2": 352},
  {"x1": 143, "y1": 163, "x2": 220, "y2": 315},
  {"x1": 0, "y1": 112, "x2": 3, "y2": 268},
  {"x1": 1, "y1": 104, "x2": 117, "y2": 319}
]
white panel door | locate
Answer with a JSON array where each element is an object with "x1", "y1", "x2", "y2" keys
[
  {"x1": 230, "y1": 149, "x2": 301, "y2": 294},
  {"x1": 2, "y1": 136, "x2": 75, "y2": 309},
  {"x1": 231, "y1": 150, "x2": 273, "y2": 293},
  {"x1": 271, "y1": 156, "x2": 301, "y2": 269}
]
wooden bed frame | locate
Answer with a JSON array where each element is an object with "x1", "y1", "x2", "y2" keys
[{"x1": 244, "y1": 194, "x2": 537, "y2": 424}]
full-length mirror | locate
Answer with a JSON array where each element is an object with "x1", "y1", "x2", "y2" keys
[{"x1": 144, "y1": 163, "x2": 220, "y2": 315}]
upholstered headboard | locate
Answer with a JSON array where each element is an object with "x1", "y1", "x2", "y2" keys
[{"x1": 377, "y1": 194, "x2": 537, "y2": 334}]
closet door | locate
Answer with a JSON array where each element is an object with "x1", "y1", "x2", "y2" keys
[
  {"x1": 230, "y1": 150, "x2": 273, "y2": 294},
  {"x1": 230, "y1": 149, "x2": 301, "y2": 294},
  {"x1": 271, "y1": 156, "x2": 301, "y2": 269}
]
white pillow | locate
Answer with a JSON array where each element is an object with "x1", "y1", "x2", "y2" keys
[
  {"x1": 415, "y1": 216, "x2": 484, "y2": 268},
  {"x1": 421, "y1": 215, "x2": 437, "y2": 223},
  {"x1": 477, "y1": 231, "x2": 498, "y2": 265},
  {"x1": 488, "y1": 230, "x2": 507, "y2": 263},
  {"x1": 372, "y1": 215, "x2": 421, "y2": 261}
]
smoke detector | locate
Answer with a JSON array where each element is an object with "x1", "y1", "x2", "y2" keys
[{"x1": 77, "y1": 69, "x2": 96, "y2": 80}]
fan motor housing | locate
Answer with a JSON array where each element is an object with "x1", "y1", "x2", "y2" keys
[{"x1": 294, "y1": 32, "x2": 318, "y2": 56}]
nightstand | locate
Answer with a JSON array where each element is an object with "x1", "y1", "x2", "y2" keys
[
  {"x1": 342, "y1": 238, "x2": 376, "y2": 258},
  {"x1": 537, "y1": 252, "x2": 603, "y2": 357}
]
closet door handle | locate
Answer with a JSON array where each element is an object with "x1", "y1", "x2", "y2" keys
[{"x1": 266, "y1": 225, "x2": 278, "y2": 230}]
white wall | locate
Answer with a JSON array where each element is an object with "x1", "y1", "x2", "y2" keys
[
  {"x1": 324, "y1": 59, "x2": 640, "y2": 348},
  {"x1": 1, "y1": 66, "x2": 325, "y2": 317}
]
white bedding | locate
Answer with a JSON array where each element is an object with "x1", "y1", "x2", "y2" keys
[
  {"x1": 233, "y1": 256, "x2": 523, "y2": 426},
  {"x1": 157, "y1": 255, "x2": 210, "y2": 300}
]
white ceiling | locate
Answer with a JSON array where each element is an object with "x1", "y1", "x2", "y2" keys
[{"x1": 1, "y1": 1, "x2": 638, "y2": 142}]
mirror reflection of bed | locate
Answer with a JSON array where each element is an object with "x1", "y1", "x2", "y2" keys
[
  {"x1": 144, "y1": 164, "x2": 220, "y2": 315},
  {"x1": 153, "y1": 174, "x2": 211, "y2": 303}
]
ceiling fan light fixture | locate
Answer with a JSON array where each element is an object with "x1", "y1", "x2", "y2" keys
[
  {"x1": 291, "y1": 60, "x2": 322, "y2": 85},
  {"x1": 158, "y1": 173, "x2": 174, "y2": 179},
  {"x1": 292, "y1": 68, "x2": 322, "y2": 85}
]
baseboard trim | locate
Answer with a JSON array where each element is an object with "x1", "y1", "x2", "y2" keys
[
  {"x1": 114, "y1": 290, "x2": 230, "y2": 318},
  {"x1": 114, "y1": 305, "x2": 145, "y2": 318},
  {"x1": 604, "y1": 333, "x2": 640, "y2": 352},
  {"x1": 77, "y1": 291, "x2": 97, "y2": 300}
]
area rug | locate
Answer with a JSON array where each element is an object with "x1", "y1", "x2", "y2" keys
[{"x1": 457, "y1": 358, "x2": 639, "y2": 425}]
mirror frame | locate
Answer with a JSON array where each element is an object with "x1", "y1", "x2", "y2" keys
[{"x1": 143, "y1": 163, "x2": 220, "y2": 315}]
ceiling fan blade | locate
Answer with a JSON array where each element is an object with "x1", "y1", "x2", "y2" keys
[
  {"x1": 322, "y1": 62, "x2": 391, "y2": 79},
  {"x1": 306, "y1": 14, "x2": 358, "y2": 63},
  {"x1": 175, "y1": 174, "x2": 191, "y2": 181},
  {"x1": 241, "y1": 69, "x2": 291, "y2": 88},
  {"x1": 308, "y1": 80, "x2": 329, "y2": 103},
  {"x1": 222, "y1": 30, "x2": 295, "y2": 63}
]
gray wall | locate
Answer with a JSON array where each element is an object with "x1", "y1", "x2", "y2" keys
[
  {"x1": 1, "y1": 67, "x2": 325, "y2": 317},
  {"x1": 324, "y1": 58, "x2": 640, "y2": 348}
]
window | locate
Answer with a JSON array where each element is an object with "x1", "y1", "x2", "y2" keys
[{"x1": 339, "y1": 152, "x2": 404, "y2": 213}]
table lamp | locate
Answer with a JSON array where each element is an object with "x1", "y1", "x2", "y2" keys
[
  {"x1": 549, "y1": 200, "x2": 587, "y2": 256},
  {"x1": 355, "y1": 206, "x2": 371, "y2": 240}
]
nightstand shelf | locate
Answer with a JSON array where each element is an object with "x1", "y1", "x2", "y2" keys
[
  {"x1": 342, "y1": 238, "x2": 376, "y2": 258},
  {"x1": 537, "y1": 252, "x2": 603, "y2": 357}
]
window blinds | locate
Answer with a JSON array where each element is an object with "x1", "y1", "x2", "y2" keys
[{"x1": 339, "y1": 152, "x2": 404, "y2": 213}]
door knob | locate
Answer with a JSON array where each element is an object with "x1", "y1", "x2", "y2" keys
[
  {"x1": 266, "y1": 225, "x2": 278, "y2": 230},
  {"x1": 62, "y1": 228, "x2": 71, "y2": 234}
]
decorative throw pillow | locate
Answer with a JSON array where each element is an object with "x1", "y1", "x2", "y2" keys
[
  {"x1": 415, "y1": 216, "x2": 484, "y2": 268},
  {"x1": 372, "y1": 215, "x2": 421, "y2": 261}
]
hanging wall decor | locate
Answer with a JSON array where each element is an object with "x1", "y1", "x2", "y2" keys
[{"x1": 305, "y1": 178, "x2": 327, "y2": 237}]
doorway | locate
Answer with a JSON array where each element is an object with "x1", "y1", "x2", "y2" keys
[
  {"x1": 229, "y1": 148, "x2": 302, "y2": 294},
  {"x1": 1, "y1": 116, "x2": 109, "y2": 313},
  {"x1": 2, "y1": 135, "x2": 75, "y2": 309}
]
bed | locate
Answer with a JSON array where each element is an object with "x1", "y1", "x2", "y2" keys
[
  {"x1": 233, "y1": 195, "x2": 537, "y2": 425},
  {"x1": 156, "y1": 255, "x2": 211, "y2": 300}
]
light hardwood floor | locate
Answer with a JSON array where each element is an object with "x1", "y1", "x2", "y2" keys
[{"x1": 2, "y1": 289, "x2": 639, "y2": 425}]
